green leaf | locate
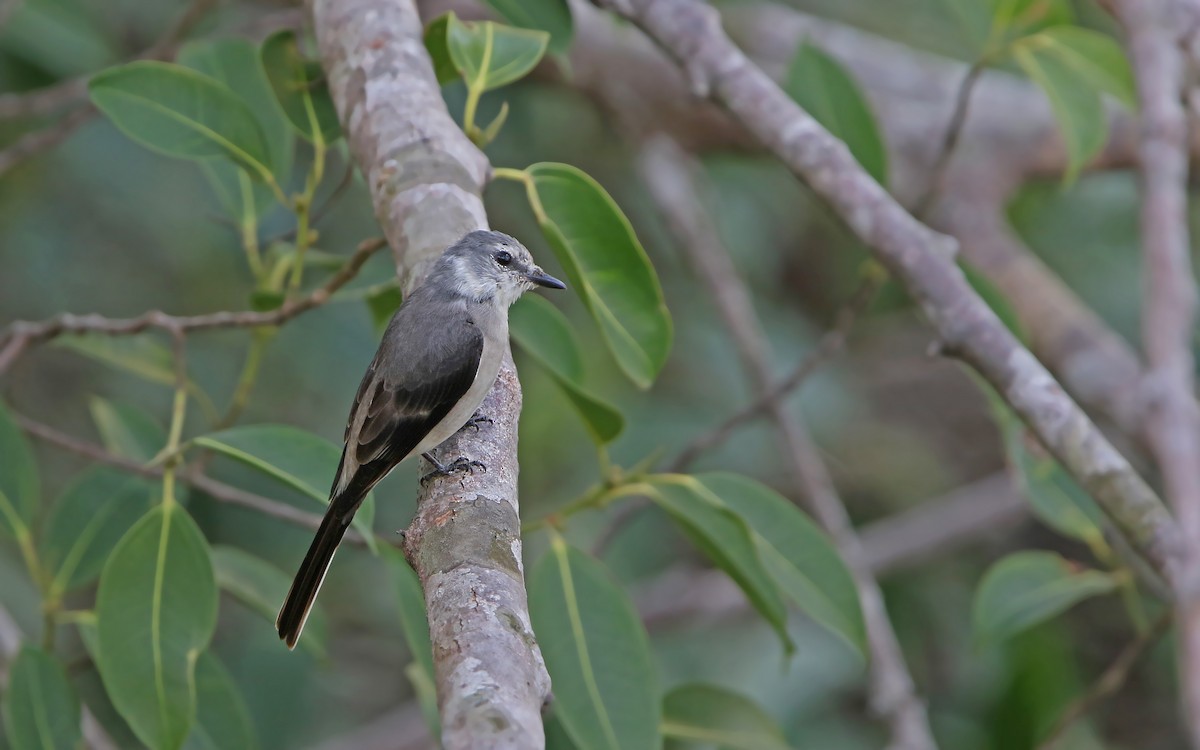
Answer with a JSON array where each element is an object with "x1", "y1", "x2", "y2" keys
[
  {"x1": 95, "y1": 502, "x2": 218, "y2": 750},
  {"x1": 179, "y1": 38, "x2": 295, "y2": 215},
  {"x1": 0, "y1": 398, "x2": 38, "y2": 539},
  {"x1": 697, "y1": 473, "x2": 866, "y2": 656},
  {"x1": 365, "y1": 283, "x2": 403, "y2": 333},
  {"x1": 381, "y1": 547, "x2": 440, "y2": 739},
  {"x1": 528, "y1": 539, "x2": 660, "y2": 750},
  {"x1": 524, "y1": 163, "x2": 672, "y2": 388},
  {"x1": 89, "y1": 61, "x2": 273, "y2": 177},
  {"x1": 447, "y1": 16, "x2": 549, "y2": 92},
  {"x1": 2, "y1": 646, "x2": 81, "y2": 750},
  {"x1": 973, "y1": 551, "x2": 1116, "y2": 646},
  {"x1": 259, "y1": 30, "x2": 342, "y2": 145},
  {"x1": 661, "y1": 684, "x2": 789, "y2": 750},
  {"x1": 647, "y1": 477, "x2": 793, "y2": 653},
  {"x1": 990, "y1": 0, "x2": 1073, "y2": 42},
  {"x1": 183, "y1": 653, "x2": 259, "y2": 750},
  {"x1": 482, "y1": 0, "x2": 573, "y2": 55},
  {"x1": 89, "y1": 397, "x2": 166, "y2": 462},
  {"x1": 510, "y1": 296, "x2": 624, "y2": 443},
  {"x1": 1019, "y1": 27, "x2": 1134, "y2": 106},
  {"x1": 1011, "y1": 26, "x2": 1131, "y2": 182},
  {"x1": 40, "y1": 467, "x2": 155, "y2": 595},
  {"x1": 424, "y1": 13, "x2": 460, "y2": 86},
  {"x1": 194, "y1": 425, "x2": 377, "y2": 553},
  {"x1": 784, "y1": 42, "x2": 888, "y2": 185},
  {"x1": 210, "y1": 545, "x2": 327, "y2": 656}
]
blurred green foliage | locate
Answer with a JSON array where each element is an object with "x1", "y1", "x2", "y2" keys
[{"x1": 0, "y1": 0, "x2": 1184, "y2": 748}]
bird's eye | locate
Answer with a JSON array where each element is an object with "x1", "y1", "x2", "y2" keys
[{"x1": 495, "y1": 250, "x2": 513, "y2": 266}]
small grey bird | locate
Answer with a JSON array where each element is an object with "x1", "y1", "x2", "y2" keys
[{"x1": 276, "y1": 230, "x2": 565, "y2": 649}]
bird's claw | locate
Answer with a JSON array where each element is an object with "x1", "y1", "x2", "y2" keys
[
  {"x1": 420, "y1": 456, "x2": 487, "y2": 485},
  {"x1": 460, "y1": 414, "x2": 494, "y2": 433}
]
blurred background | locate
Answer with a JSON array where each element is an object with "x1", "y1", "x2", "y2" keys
[{"x1": 0, "y1": 0, "x2": 1184, "y2": 748}]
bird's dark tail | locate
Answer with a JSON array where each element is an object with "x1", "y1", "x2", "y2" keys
[{"x1": 276, "y1": 489, "x2": 357, "y2": 649}]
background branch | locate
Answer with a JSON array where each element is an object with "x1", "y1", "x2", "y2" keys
[
  {"x1": 642, "y1": 135, "x2": 937, "y2": 750},
  {"x1": 1111, "y1": 0, "x2": 1200, "y2": 743},
  {"x1": 601, "y1": 0, "x2": 1184, "y2": 592}
]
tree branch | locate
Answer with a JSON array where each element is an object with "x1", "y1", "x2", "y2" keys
[
  {"x1": 1111, "y1": 1, "x2": 1200, "y2": 744},
  {"x1": 0, "y1": 237, "x2": 386, "y2": 374},
  {"x1": 600, "y1": 0, "x2": 1184, "y2": 591},
  {"x1": 309, "y1": 1, "x2": 551, "y2": 747},
  {"x1": 641, "y1": 135, "x2": 937, "y2": 749}
]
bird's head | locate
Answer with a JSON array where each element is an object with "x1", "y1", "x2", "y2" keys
[{"x1": 437, "y1": 230, "x2": 566, "y2": 306}]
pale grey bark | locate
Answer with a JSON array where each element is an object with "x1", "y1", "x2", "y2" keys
[
  {"x1": 309, "y1": 1, "x2": 551, "y2": 747},
  {"x1": 1112, "y1": 0, "x2": 1200, "y2": 744},
  {"x1": 642, "y1": 135, "x2": 937, "y2": 750},
  {"x1": 599, "y1": 0, "x2": 1184, "y2": 588}
]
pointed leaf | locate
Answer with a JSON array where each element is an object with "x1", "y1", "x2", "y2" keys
[
  {"x1": 447, "y1": 17, "x2": 549, "y2": 92},
  {"x1": 260, "y1": 30, "x2": 342, "y2": 145},
  {"x1": 0, "y1": 398, "x2": 38, "y2": 539},
  {"x1": 1007, "y1": 26, "x2": 1132, "y2": 183},
  {"x1": 525, "y1": 163, "x2": 672, "y2": 388},
  {"x1": 210, "y1": 545, "x2": 327, "y2": 656},
  {"x1": 89, "y1": 61, "x2": 272, "y2": 177},
  {"x1": 510, "y1": 296, "x2": 624, "y2": 443},
  {"x1": 647, "y1": 476, "x2": 793, "y2": 653},
  {"x1": 784, "y1": 42, "x2": 888, "y2": 185},
  {"x1": 2, "y1": 646, "x2": 81, "y2": 750},
  {"x1": 95, "y1": 502, "x2": 218, "y2": 750},
  {"x1": 697, "y1": 473, "x2": 865, "y2": 656},
  {"x1": 183, "y1": 653, "x2": 259, "y2": 750},
  {"x1": 662, "y1": 684, "x2": 789, "y2": 750},
  {"x1": 194, "y1": 425, "x2": 376, "y2": 553},
  {"x1": 179, "y1": 38, "x2": 295, "y2": 215},
  {"x1": 89, "y1": 397, "x2": 166, "y2": 463},
  {"x1": 482, "y1": 0, "x2": 573, "y2": 55},
  {"x1": 528, "y1": 539, "x2": 660, "y2": 750},
  {"x1": 424, "y1": 13, "x2": 461, "y2": 86},
  {"x1": 40, "y1": 467, "x2": 155, "y2": 595},
  {"x1": 365, "y1": 283, "x2": 403, "y2": 333},
  {"x1": 973, "y1": 551, "x2": 1116, "y2": 646}
]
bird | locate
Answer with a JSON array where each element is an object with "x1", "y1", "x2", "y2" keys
[{"x1": 276, "y1": 229, "x2": 565, "y2": 649}]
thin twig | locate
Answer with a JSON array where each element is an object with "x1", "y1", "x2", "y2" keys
[
  {"x1": 641, "y1": 135, "x2": 937, "y2": 749},
  {"x1": 13, "y1": 413, "x2": 371, "y2": 547},
  {"x1": 668, "y1": 272, "x2": 882, "y2": 473},
  {"x1": 0, "y1": 237, "x2": 386, "y2": 374},
  {"x1": 1037, "y1": 612, "x2": 1172, "y2": 750},
  {"x1": 912, "y1": 61, "x2": 984, "y2": 217},
  {"x1": 0, "y1": 105, "x2": 95, "y2": 179}
]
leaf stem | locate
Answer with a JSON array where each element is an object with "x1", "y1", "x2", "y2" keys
[
  {"x1": 237, "y1": 170, "x2": 264, "y2": 279},
  {"x1": 289, "y1": 129, "x2": 327, "y2": 294},
  {"x1": 217, "y1": 326, "x2": 274, "y2": 429}
]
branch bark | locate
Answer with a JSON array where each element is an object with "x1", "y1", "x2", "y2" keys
[
  {"x1": 309, "y1": 1, "x2": 551, "y2": 747},
  {"x1": 1111, "y1": 1, "x2": 1200, "y2": 744},
  {"x1": 642, "y1": 135, "x2": 937, "y2": 750},
  {"x1": 600, "y1": 0, "x2": 1184, "y2": 589}
]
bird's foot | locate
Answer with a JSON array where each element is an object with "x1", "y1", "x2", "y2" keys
[
  {"x1": 460, "y1": 413, "x2": 494, "y2": 433},
  {"x1": 420, "y1": 453, "x2": 487, "y2": 485}
]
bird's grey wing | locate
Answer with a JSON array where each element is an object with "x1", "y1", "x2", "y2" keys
[{"x1": 332, "y1": 316, "x2": 484, "y2": 501}]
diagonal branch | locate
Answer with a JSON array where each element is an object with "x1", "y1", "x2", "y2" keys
[
  {"x1": 1111, "y1": 1, "x2": 1200, "y2": 744},
  {"x1": 641, "y1": 135, "x2": 937, "y2": 750},
  {"x1": 598, "y1": 0, "x2": 1184, "y2": 590},
  {"x1": 308, "y1": 1, "x2": 551, "y2": 747}
]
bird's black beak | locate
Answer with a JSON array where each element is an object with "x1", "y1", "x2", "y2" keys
[{"x1": 527, "y1": 269, "x2": 566, "y2": 289}]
